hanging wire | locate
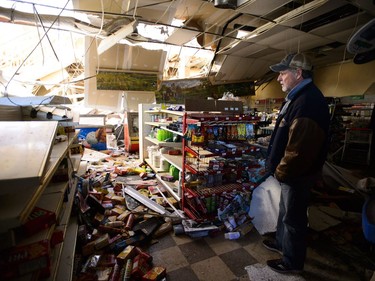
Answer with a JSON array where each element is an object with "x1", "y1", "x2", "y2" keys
[
  {"x1": 33, "y1": 4, "x2": 60, "y2": 62},
  {"x1": 332, "y1": 6, "x2": 361, "y2": 97},
  {"x1": 133, "y1": 0, "x2": 138, "y2": 20},
  {"x1": 155, "y1": 0, "x2": 175, "y2": 25},
  {"x1": 33, "y1": 4, "x2": 45, "y2": 65},
  {"x1": 90, "y1": 0, "x2": 105, "y2": 108},
  {"x1": 3, "y1": 0, "x2": 71, "y2": 105}
]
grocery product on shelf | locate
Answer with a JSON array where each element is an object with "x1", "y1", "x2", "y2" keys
[{"x1": 181, "y1": 111, "x2": 268, "y2": 222}]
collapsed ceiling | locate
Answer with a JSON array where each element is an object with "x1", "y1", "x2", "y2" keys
[{"x1": 0, "y1": 0, "x2": 374, "y2": 99}]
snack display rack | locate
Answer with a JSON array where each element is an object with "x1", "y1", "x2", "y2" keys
[{"x1": 180, "y1": 108, "x2": 268, "y2": 222}]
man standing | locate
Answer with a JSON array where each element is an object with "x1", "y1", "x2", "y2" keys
[{"x1": 263, "y1": 53, "x2": 330, "y2": 274}]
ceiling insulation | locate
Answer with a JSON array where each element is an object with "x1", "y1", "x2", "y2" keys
[{"x1": 0, "y1": 0, "x2": 374, "y2": 98}]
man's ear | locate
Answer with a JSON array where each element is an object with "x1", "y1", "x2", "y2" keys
[{"x1": 295, "y1": 68, "x2": 303, "y2": 79}]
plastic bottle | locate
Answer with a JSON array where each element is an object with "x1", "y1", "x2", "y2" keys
[
  {"x1": 224, "y1": 220, "x2": 234, "y2": 231},
  {"x1": 224, "y1": 231, "x2": 241, "y2": 240},
  {"x1": 153, "y1": 151, "x2": 161, "y2": 168}
]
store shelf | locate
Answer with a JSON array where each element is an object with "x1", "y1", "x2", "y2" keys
[
  {"x1": 45, "y1": 160, "x2": 85, "y2": 281},
  {"x1": 160, "y1": 109, "x2": 184, "y2": 116},
  {"x1": 139, "y1": 103, "x2": 184, "y2": 161},
  {"x1": 145, "y1": 153, "x2": 183, "y2": 173},
  {"x1": 144, "y1": 121, "x2": 170, "y2": 126},
  {"x1": 160, "y1": 126, "x2": 184, "y2": 136},
  {"x1": 0, "y1": 123, "x2": 82, "y2": 281},
  {"x1": 155, "y1": 173, "x2": 180, "y2": 201},
  {"x1": 181, "y1": 110, "x2": 267, "y2": 221},
  {"x1": 0, "y1": 130, "x2": 79, "y2": 233},
  {"x1": 341, "y1": 128, "x2": 372, "y2": 165},
  {"x1": 140, "y1": 104, "x2": 186, "y2": 201},
  {"x1": 0, "y1": 121, "x2": 58, "y2": 196},
  {"x1": 53, "y1": 216, "x2": 78, "y2": 281},
  {"x1": 161, "y1": 154, "x2": 183, "y2": 171},
  {"x1": 145, "y1": 158, "x2": 167, "y2": 173},
  {"x1": 185, "y1": 146, "x2": 216, "y2": 158},
  {"x1": 188, "y1": 113, "x2": 259, "y2": 122},
  {"x1": 327, "y1": 98, "x2": 374, "y2": 164},
  {"x1": 144, "y1": 109, "x2": 184, "y2": 117},
  {"x1": 145, "y1": 136, "x2": 182, "y2": 148},
  {"x1": 186, "y1": 144, "x2": 262, "y2": 159}
]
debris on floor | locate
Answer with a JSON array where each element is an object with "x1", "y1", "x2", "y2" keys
[
  {"x1": 72, "y1": 150, "x2": 254, "y2": 280},
  {"x1": 73, "y1": 156, "x2": 177, "y2": 280},
  {"x1": 245, "y1": 263, "x2": 306, "y2": 281}
]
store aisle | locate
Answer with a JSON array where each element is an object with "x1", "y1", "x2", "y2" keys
[
  {"x1": 73, "y1": 151, "x2": 375, "y2": 281},
  {"x1": 143, "y1": 219, "x2": 375, "y2": 281}
]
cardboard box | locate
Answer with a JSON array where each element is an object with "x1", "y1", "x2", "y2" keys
[
  {"x1": 82, "y1": 240, "x2": 96, "y2": 256},
  {"x1": 216, "y1": 100, "x2": 243, "y2": 113},
  {"x1": 185, "y1": 99, "x2": 243, "y2": 113},
  {"x1": 185, "y1": 99, "x2": 216, "y2": 112},
  {"x1": 21, "y1": 207, "x2": 56, "y2": 236},
  {"x1": 116, "y1": 245, "x2": 136, "y2": 264},
  {"x1": 142, "y1": 266, "x2": 166, "y2": 281},
  {"x1": 94, "y1": 233, "x2": 110, "y2": 250},
  {"x1": 236, "y1": 220, "x2": 253, "y2": 236},
  {"x1": 131, "y1": 254, "x2": 151, "y2": 280}
]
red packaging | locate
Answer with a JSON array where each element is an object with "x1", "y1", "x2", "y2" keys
[
  {"x1": 0, "y1": 239, "x2": 50, "y2": 280},
  {"x1": 131, "y1": 254, "x2": 151, "y2": 280},
  {"x1": 21, "y1": 207, "x2": 56, "y2": 236},
  {"x1": 135, "y1": 247, "x2": 153, "y2": 263},
  {"x1": 51, "y1": 228, "x2": 64, "y2": 247},
  {"x1": 125, "y1": 214, "x2": 135, "y2": 231},
  {"x1": 168, "y1": 149, "x2": 181, "y2": 155}
]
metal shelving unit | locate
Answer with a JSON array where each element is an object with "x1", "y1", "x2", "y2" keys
[
  {"x1": 341, "y1": 128, "x2": 373, "y2": 165},
  {"x1": 181, "y1": 110, "x2": 266, "y2": 222},
  {"x1": 139, "y1": 104, "x2": 184, "y2": 200}
]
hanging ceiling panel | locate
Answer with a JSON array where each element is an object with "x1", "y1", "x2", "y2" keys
[
  {"x1": 165, "y1": 29, "x2": 201, "y2": 45},
  {"x1": 278, "y1": 0, "x2": 348, "y2": 28},
  {"x1": 272, "y1": 32, "x2": 333, "y2": 52},
  {"x1": 310, "y1": 13, "x2": 374, "y2": 39},
  {"x1": 1, "y1": 0, "x2": 374, "y2": 89},
  {"x1": 238, "y1": 0, "x2": 291, "y2": 17}
]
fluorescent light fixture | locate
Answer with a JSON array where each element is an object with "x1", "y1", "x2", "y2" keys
[
  {"x1": 97, "y1": 20, "x2": 137, "y2": 55},
  {"x1": 38, "y1": 105, "x2": 70, "y2": 117}
]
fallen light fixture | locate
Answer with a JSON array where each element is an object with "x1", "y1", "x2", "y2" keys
[{"x1": 123, "y1": 185, "x2": 169, "y2": 215}]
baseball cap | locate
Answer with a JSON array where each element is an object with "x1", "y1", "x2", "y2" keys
[{"x1": 270, "y1": 53, "x2": 313, "y2": 72}]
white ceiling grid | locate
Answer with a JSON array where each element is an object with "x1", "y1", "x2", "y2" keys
[{"x1": 0, "y1": 0, "x2": 374, "y2": 98}]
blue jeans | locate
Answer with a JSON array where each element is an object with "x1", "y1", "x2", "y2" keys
[{"x1": 275, "y1": 180, "x2": 312, "y2": 269}]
